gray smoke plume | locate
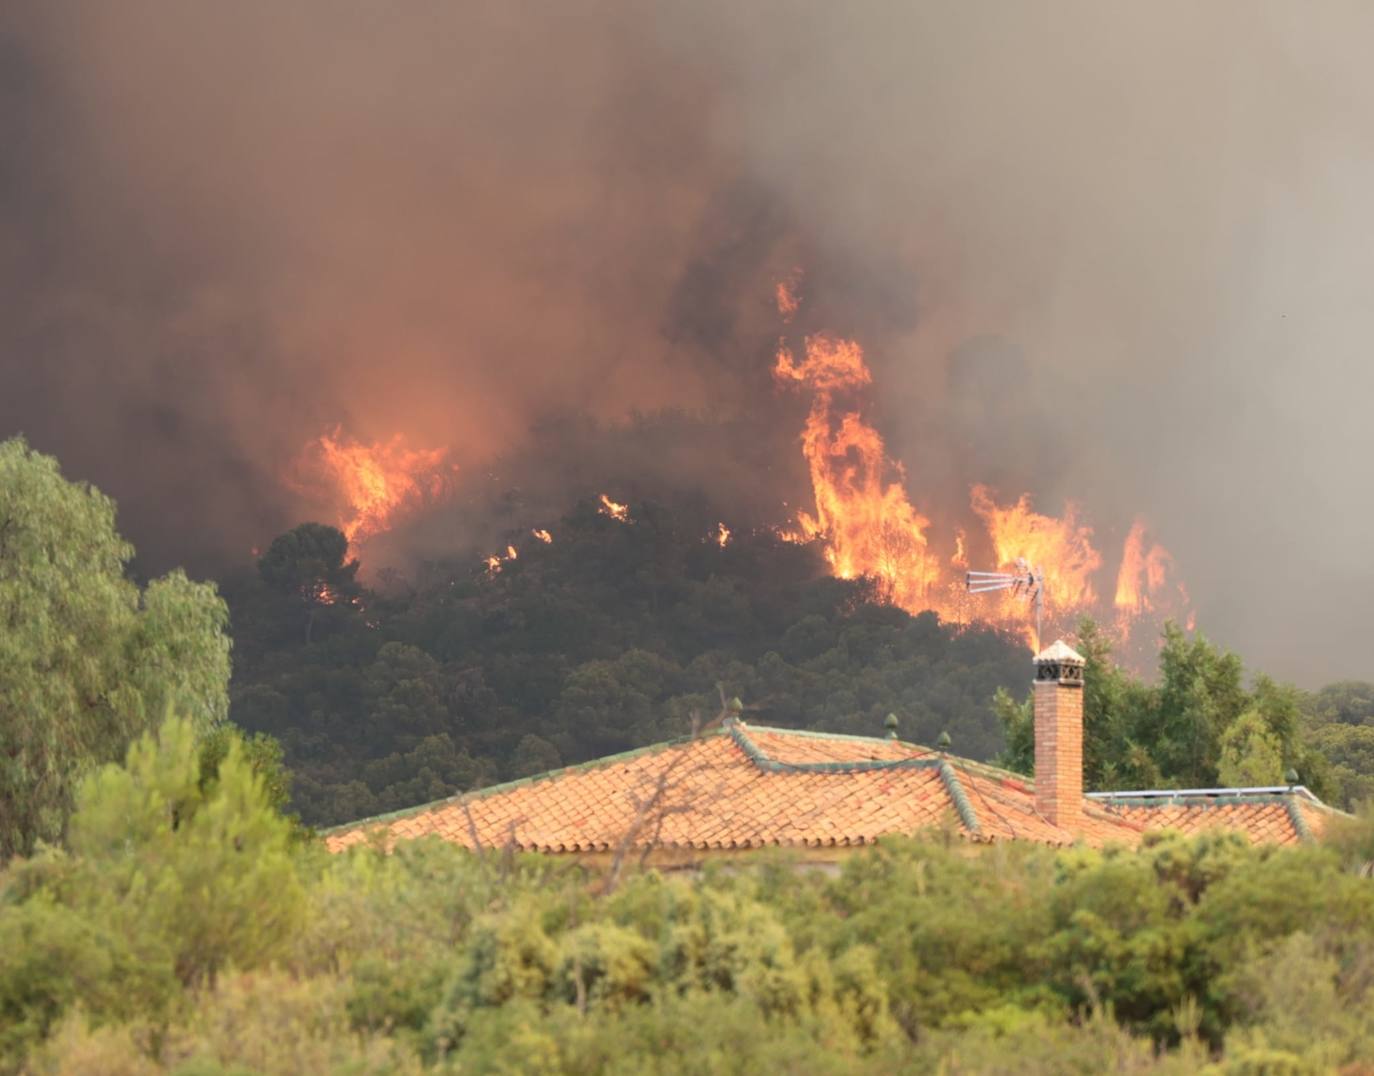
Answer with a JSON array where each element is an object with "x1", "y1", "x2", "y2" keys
[{"x1": 2, "y1": 2, "x2": 1372, "y2": 683}]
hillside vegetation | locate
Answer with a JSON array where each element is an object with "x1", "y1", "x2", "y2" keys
[
  {"x1": 222, "y1": 500, "x2": 1028, "y2": 827},
  {"x1": 224, "y1": 498, "x2": 1374, "y2": 828}
]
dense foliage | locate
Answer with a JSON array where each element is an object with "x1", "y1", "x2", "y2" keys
[
  {"x1": 6, "y1": 717, "x2": 1374, "y2": 1074},
  {"x1": 223, "y1": 504, "x2": 1029, "y2": 826},
  {"x1": 0, "y1": 437, "x2": 232, "y2": 858},
  {"x1": 996, "y1": 620, "x2": 1339, "y2": 800},
  {"x1": 1302, "y1": 681, "x2": 1374, "y2": 809}
]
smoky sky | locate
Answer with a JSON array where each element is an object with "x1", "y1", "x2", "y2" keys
[{"x1": 3, "y1": 2, "x2": 1373, "y2": 685}]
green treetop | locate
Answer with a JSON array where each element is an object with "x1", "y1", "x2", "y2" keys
[{"x1": 0, "y1": 437, "x2": 232, "y2": 858}]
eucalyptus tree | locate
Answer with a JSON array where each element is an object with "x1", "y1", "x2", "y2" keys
[{"x1": 0, "y1": 437, "x2": 231, "y2": 857}]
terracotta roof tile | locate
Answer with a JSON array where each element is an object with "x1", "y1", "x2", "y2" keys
[
  {"x1": 323, "y1": 722, "x2": 1338, "y2": 856},
  {"x1": 1101, "y1": 793, "x2": 1343, "y2": 847}
]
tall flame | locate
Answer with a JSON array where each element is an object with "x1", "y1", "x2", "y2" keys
[
  {"x1": 1114, "y1": 518, "x2": 1190, "y2": 642},
  {"x1": 775, "y1": 334, "x2": 943, "y2": 609},
  {"x1": 774, "y1": 282, "x2": 1191, "y2": 650},
  {"x1": 303, "y1": 428, "x2": 455, "y2": 544},
  {"x1": 971, "y1": 484, "x2": 1101, "y2": 616}
]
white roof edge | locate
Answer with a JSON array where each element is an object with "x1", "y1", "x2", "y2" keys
[{"x1": 1088, "y1": 785, "x2": 1322, "y2": 804}]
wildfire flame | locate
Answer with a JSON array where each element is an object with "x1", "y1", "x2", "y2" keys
[
  {"x1": 484, "y1": 543, "x2": 523, "y2": 575},
  {"x1": 715, "y1": 522, "x2": 731, "y2": 548},
  {"x1": 774, "y1": 288, "x2": 1191, "y2": 649},
  {"x1": 598, "y1": 494, "x2": 630, "y2": 523},
  {"x1": 1114, "y1": 519, "x2": 1191, "y2": 641},
  {"x1": 301, "y1": 428, "x2": 456, "y2": 545},
  {"x1": 774, "y1": 334, "x2": 942, "y2": 609},
  {"x1": 775, "y1": 270, "x2": 802, "y2": 323},
  {"x1": 532, "y1": 528, "x2": 553, "y2": 543},
  {"x1": 971, "y1": 484, "x2": 1102, "y2": 618}
]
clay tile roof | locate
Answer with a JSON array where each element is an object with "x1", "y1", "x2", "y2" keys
[
  {"x1": 322, "y1": 722, "x2": 1343, "y2": 857},
  {"x1": 325, "y1": 721, "x2": 1137, "y2": 855},
  {"x1": 1090, "y1": 788, "x2": 1346, "y2": 847}
]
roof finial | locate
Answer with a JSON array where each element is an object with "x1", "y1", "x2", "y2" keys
[
  {"x1": 883, "y1": 713, "x2": 899, "y2": 740},
  {"x1": 937, "y1": 730, "x2": 952, "y2": 752}
]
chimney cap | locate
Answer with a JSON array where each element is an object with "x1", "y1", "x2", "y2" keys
[{"x1": 1034, "y1": 639, "x2": 1085, "y2": 666}]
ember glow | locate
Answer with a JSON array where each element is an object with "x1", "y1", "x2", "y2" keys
[
  {"x1": 598, "y1": 494, "x2": 630, "y2": 523},
  {"x1": 301, "y1": 429, "x2": 456, "y2": 545},
  {"x1": 774, "y1": 287, "x2": 1191, "y2": 648},
  {"x1": 714, "y1": 522, "x2": 732, "y2": 548},
  {"x1": 532, "y1": 528, "x2": 553, "y2": 543},
  {"x1": 775, "y1": 272, "x2": 802, "y2": 323}
]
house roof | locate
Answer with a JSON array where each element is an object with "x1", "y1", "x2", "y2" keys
[
  {"x1": 1087, "y1": 788, "x2": 1338, "y2": 845},
  {"x1": 323, "y1": 721, "x2": 1337, "y2": 856}
]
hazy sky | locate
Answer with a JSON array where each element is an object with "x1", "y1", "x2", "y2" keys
[{"x1": 3, "y1": 3, "x2": 1372, "y2": 684}]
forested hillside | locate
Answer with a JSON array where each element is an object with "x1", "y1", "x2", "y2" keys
[
  {"x1": 223, "y1": 503, "x2": 1374, "y2": 829},
  {"x1": 222, "y1": 499, "x2": 1029, "y2": 827}
]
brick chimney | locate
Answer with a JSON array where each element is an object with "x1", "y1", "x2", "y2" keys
[{"x1": 1033, "y1": 640, "x2": 1086, "y2": 830}]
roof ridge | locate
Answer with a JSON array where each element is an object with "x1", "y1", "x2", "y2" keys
[
  {"x1": 740, "y1": 722, "x2": 921, "y2": 747},
  {"x1": 736, "y1": 721, "x2": 1042, "y2": 786},
  {"x1": 729, "y1": 721, "x2": 941, "y2": 776},
  {"x1": 322, "y1": 727, "x2": 730, "y2": 836},
  {"x1": 1284, "y1": 796, "x2": 1314, "y2": 843},
  {"x1": 937, "y1": 760, "x2": 981, "y2": 834}
]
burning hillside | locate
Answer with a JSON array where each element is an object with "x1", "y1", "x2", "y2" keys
[
  {"x1": 291, "y1": 429, "x2": 457, "y2": 545},
  {"x1": 287, "y1": 280, "x2": 1191, "y2": 655},
  {"x1": 772, "y1": 283, "x2": 1191, "y2": 648}
]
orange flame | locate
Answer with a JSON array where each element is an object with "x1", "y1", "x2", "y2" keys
[
  {"x1": 715, "y1": 522, "x2": 731, "y2": 548},
  {"x1": 775, "y1": 271, "x2": 802, "y2": 323},
  {"x1": 775, "y1": 335, "x2": 942, "y2": 610},
  {"x1": 304, "y1": 428, "x2": 455, "y2": 544},
  {"x1": 532, "y1": 528, "x2": 553, "y2": 543},
  {"x1": 1114, "y1": 519, "x2": 1190, "y2": 641},
  {"x1": 774, "y1": 306, "x2": 1191, "y2": 651},
  {"x1": 952, "y1": 528, "x2": 969, "y2": 569},
  {"x1": 598, "y1": 494, "x2": 630, "y2": 522},
  {"x1": 971, "y1": 485, "x2": 1102, "y2": 615}
]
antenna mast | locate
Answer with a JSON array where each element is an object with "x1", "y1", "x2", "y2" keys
[{"x1": 966, "y1": 558, "x2": 1044, "y2": 651}]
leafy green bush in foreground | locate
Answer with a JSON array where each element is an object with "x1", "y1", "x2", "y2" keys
[{"x1": 5, "y1": 717, "x2": 1374, "y2": 1074}]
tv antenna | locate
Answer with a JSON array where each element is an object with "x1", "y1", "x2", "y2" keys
[{"x1": 966, "y1": 559, "x2": 1044, "y2": 652}]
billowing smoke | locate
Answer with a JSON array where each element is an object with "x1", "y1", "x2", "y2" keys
[{"x1": 3, "y1": 2, "x2": 1373, "y2": 683}]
